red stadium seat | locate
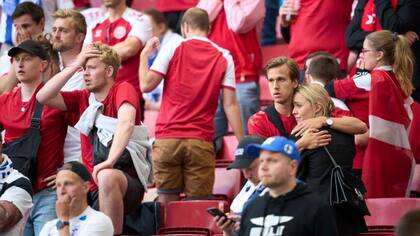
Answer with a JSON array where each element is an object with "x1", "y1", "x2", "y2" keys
[
  {"x1": 131, "y1": 0, "x2": 156, "y2": 11},
  {"x1": 144, "y1": 110, "x2": 159, "y2": 138},
  {"x1": 259, "y1": 75, "x2": 273, "y2": 108},
  {"x1": 261, "y1": 43, "x2": 289, "y2": 67},
  {"x1": 213, "y1": 168, "x2": 243, "y2": 204},
  {"x1": 216, "y1": 135, "x2": 238, "y2": 167},
  {"x1": 364, "y1": 198, "x2": 420, "y2": 231},
  {"x1": 159, "y1": 200, "x2": 229, "y2": 236},
  {"x1": 411, "y1": 164, "x2": 420, "y2": 196}
]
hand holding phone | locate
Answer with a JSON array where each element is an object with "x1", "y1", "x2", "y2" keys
[{"x1": 207, "y1": 207, "x2": 234, "y2": 224}]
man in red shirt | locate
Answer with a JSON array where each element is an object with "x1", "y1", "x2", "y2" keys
[
  {"x1": 139, "y1": 8, "x2": 244, "y2": 202},
  {"x1": 248, "y1": 57, "x2": 298, "y2": 138},
  {"x1": 248, "y1": 57, "x2": 367, "y2": 147},
  {"x1": 84, "y1": 0, "x2": 152, "y2": 119},
  {"x1": 0, "y1": 40, "x2": 68, "y2": 236},
  {"x1": 198, "y1": 0, "x2": 264, "y2": 152},
  {"x1": 36, "y1": 42, "x2": 148, "y2": 235},
  {"x1": 280, "y1": 0, "x2": 353, "y2": 76}
]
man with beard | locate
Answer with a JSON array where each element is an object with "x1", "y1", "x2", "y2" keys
[
  {"x1": 36, "y1": 42, "x2": 152, "y2": 236},
  {"x1": 219, "y1": 136, "x2": 338, "y2": 236},
  {"x1": 51, "y1": 9, "x2": 88, "y2": 163}
]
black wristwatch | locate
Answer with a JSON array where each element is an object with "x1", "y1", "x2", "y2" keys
[{"x1": 56, "y1": 219, "x2": 69, "y2": 230}]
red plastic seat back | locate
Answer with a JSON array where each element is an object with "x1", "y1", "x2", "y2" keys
[
  {"x1": 162, "y1": 200, "x2": 229, "y2": 235},
  {"x1": 216, "y1": 135, "x2": 238, "y2": 167},
  {"x1": 365, "y1": 198, "x2": 420, "y2": 230},
  {"x1": 259, "y1": 75, "x2": 272, "y2": 108},
  {"x1": 213, "y1": 168, "x2": 243, "y2": 204},
  {"x1": 411, "y1": 164, "x2": 420, "y2": 194},
  {"x1": 144, "y1": 110, "x2": 158, "y2": 138}
]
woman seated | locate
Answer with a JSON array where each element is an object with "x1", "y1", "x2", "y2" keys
[{"x1": 292, "y1": 83, "x2": 367, "y2": 235}]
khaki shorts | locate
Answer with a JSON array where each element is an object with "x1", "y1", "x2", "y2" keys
[{"x1": 153, "y1": 138, "x2": 215, "y2": 198}]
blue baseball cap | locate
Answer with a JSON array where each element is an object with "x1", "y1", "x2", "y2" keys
[{"x1": 245, "y1": 136, "x2": 300, "y2": 162}]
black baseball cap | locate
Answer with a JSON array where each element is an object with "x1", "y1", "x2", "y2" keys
[
  {"x1": 8, "y1": 40, "x2": 50, "y2": 61},
  {"x1": 227, "y1": 135, "x2": 265, "y2": 170},
  {"x1": 58, "y1": 161, "x2": 91, "y2": 182}
]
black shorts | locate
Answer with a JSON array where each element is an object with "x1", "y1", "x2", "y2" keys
[{"x1": 89, "y1": 172, "x2": 145, "y2": 214}]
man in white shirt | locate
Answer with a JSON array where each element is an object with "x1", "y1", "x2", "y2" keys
[
  {"x1": 212, "y1": 135, "x2": 267, "y2": 234},
  {"x1": 227, "y1": 135, "x2": 267, "y2": 215},
  {"x1": 51, "y1": 9, "x2": 87, "y2": 163},
  {"x1": 0, "y1": 136, "x2": 33, "y2": 236},
  {"x1": 40, "y1": 161, "x2": 114, "y2": 236}
]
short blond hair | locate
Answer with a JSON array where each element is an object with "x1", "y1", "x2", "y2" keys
[
  {"x1": 53, "y1": 9, "x2": 87, "y2": 35},
  {"x1": 92, "y1": 42, "x2": 121, "y2": 78},
  {"x1": 295, "y1": 84, "x2": 334, "y2": 117}
]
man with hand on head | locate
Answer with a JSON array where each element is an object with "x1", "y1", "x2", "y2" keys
[
  {"x1": 40, "y1": 161, "x2": 113, "y2": 236},
  {"x1": 36, "y1": 42, "x2": 152, "y2": 236}
]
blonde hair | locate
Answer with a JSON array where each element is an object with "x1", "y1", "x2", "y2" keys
[
  {"x1": 92, "y1": 42, "x2": 121, "y2": 79},
  {"x1": 53, "y1": 9, "x2": 87, "y2": 35},
  {"x1": 366, "y1": 30, "x2": 414, "y2": 96},
  {"x1": 295, "y1": 84, "x2": 335, "y2": 117},
  {"x1": 181, "y1": 8, "x2": 209, "y2": 32}
]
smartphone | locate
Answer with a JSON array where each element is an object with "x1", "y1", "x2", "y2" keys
[
  {"x1": 206, "y1": 207, "x2": 233, "y2": 224},
  {"x1": 206, "y1": 207, "x2": 226, "y2": 217}
]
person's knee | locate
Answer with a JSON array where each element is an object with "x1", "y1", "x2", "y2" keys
[{"x1": 97, "y1": 169, "x2": 127, "y2": 194}]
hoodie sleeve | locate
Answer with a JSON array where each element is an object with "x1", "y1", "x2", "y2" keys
[{"x1": 314, "y1": 203, "x2": 339, "y2": 236}]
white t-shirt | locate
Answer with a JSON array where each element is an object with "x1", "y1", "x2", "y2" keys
[
  {"x1": 59, "y1": 54, "x2": 85, "y2": 163},
  {"x1": 230, "y1": 180, "x2": 267, "y2": 214},
  {"x1": 143, "y1": 30, "x2": 183, "y2": 102},
  {"x1": 40, "y1": 206, "x2": 114, "y2": 236},
  {"x1": 0, "y1": 167, "x2": 33, "y2": 236}
]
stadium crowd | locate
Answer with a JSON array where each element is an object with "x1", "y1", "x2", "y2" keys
[{"x1": 0, "y1": 0, "x2": 419, "y2": 235}]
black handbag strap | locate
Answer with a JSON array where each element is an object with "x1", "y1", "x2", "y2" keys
[
  {"x1": 323, "y1": 146, "x2": 339, "y2": 167},
  {"x1": 263, "y1": 105, "x2": 289, "y2": 138},
  {"x1": 30, "y1": 101, "x2": 43, "y2": 129}
]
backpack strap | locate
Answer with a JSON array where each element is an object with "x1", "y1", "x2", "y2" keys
[
  {"x1": 263, "y1": 105, "x2": 290, "y2": 138},
  {"x1": 0, "y1": 177, "x2": 33, "y2": 197},
  {"x1": 30, "y1": 101, "x2": 43, "y2": 129}
]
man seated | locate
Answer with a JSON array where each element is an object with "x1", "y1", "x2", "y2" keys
[
  {"x1": 40, "y1": 161, "x2": 113, "y2": 235},
  {"x1": 0, "y1": 136, "x2": 33, "y2": 236},
  {"x1": 227, "y1": 135, "x2": 267, "y2": 215},
  {"x1": 213, "y1": 135, "x2": 267, "y2": 234},
  {"x1": 218, "y1": 136, "x2": 338, "y2": 236},
  {"x1": 36, "y1": 42, "x2": 152, "y2": 235}
]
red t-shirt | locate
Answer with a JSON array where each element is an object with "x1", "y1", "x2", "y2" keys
[
  {"x1": 208, "y1": 9, "x2": 262, "y2": 83},
  {"x1": 332, "y1": 73, "x2": 370, "y2": 169},
  {"x1": 155, "y1": 0, "x2": 198, "y2": 12},
  {"x1": 150, "y1": 37, "x2": 235, "y2": 142},
  {"x1": 289, "y1": 0, "x2": 353, "y2": 70},
  {"x1": 248, "y1": 110, "x2": 297, "y2": 138},
  {"x1": 85, "y1": 8, "x2": 152, "y2": 96},
  {"x1": 0, "y1": 85, "x2": 67, "y2": 193},
  {"x1": 61, "y1": 82, "x2": 140, "y2": 180},
  {"x1": 333, "y1": 75, "x2": 370, "y2": 124}
]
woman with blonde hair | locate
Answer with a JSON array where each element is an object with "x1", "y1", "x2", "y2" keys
[
  {"x1": 361, "y1": 30, "x2": 415, "y2": 198},
  {"x1": 293, "y1": 83, "x2": 367, "y2": 235}
]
